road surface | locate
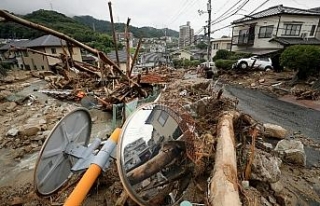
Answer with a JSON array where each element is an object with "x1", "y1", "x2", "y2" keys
[{"x1": 224, "y1": 85, "x2": 320, "y2": 166}]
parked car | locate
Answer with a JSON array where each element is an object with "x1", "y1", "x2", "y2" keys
[{"x1": 233, "y1": 56, "x2": 273, "y2": 70}]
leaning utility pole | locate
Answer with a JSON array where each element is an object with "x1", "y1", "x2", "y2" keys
[{"x1": 207, "y1": 0, "x2": 212, "y2": 67}]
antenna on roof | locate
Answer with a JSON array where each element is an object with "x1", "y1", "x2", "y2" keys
[{"x1": 50, "y1": 2, "x2": 54, "y2": 10}]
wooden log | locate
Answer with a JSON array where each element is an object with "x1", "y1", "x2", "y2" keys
[
  {"x1": 210, "y1": 111, "x2": 241, "y2": 206},
  {"x1": 127, "y1": 142, "x2": 183, "y2": 185},
  {"x1": 125, "y1": 18, "x2": 131, "y2": 77},
  {"x1": 129, "y1": 38, "x2": 142, "y2": 77}
]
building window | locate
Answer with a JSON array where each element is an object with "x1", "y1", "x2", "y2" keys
[
  {"x1": 25, "y1": 65, "x2": 30, "y2": 70},
  {"x1": 51, "y1": 48, "x2": 57, "y2": 54},
  {"x1": 310, "y1": 25, "x2": 316, "y2": 36},
  {"x1": 258, "y1": 25, "x2": 274, "y2": 38},
  {"x1": 238, "y1": 29, "x2": 248, "y2": 44},
  {"x1": 158, "y1": 111, "x2": 169, "y2": 127},
  {"x1": 226, "y1": 43, "x2": 231, "y2": 50},
  {"x1": 20, "y1": 64, "x2": 24, "y2": 69},
  {"x1": 41, "y1": 66, "x2": 45, "y2": 70},
  {"x1": 34, "y1": 65, "x2": 37, "y2": 70},
  {"x1": 283, "y1": 24, "x2": 302, "y2": 36}
]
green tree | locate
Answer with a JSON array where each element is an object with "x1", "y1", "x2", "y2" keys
[
  {"x1": 280, "y1": 45, "x2": 320, "y2": 80},
  {"x1": 213, "y1": 49, "x2": 232, "y2": 60},
  {"x1": 196, "y1": 42, "x2": 207, "y2": 50},
  {"x1": 215, "y1": 59, "x2": 236, "y2": 70}
]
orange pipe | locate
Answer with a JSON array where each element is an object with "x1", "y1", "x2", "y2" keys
[
  {"x1": 64, "y1": 128, "x2": 121, "y2": 206},
  {"x1": 64, "y1": 164, "x2": 101, "y2": 206},
  {"x1": 109, "y1": 128, "x2": 121, "y2": 142}
]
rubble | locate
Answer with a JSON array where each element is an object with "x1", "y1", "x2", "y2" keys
[
  {"x1": 0, "y1": 9, "x2": 319, "y2": 206},
  {"x1": 263, "y1": 123, "x2": 288, "y2": 139},
  {"x1": 6, "y1": 128, "x2": 19, "y2": 137},
  {"x1": 274, "y1": 139, "x2": 306, "y2": 166},
  {"x1": 250, "y1": 149, "x2": 282, "y2": 183}
]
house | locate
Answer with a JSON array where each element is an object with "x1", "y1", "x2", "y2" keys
[
  {"x1": 231, "y1": 5, "x2": 320, "y2": 55},
  {"x1": 107, "y1": 50, "x2": 132, "y2": 74},
  {"x1": 211, "y1": 37, "x2": 232, "y2": 57},
  {"x1": 191, "y1": 49, "x2": 207, "y2": 61},
  {"x1": 0, "y1": 39, "x2": 30, "y2": 70},
  {"x1": 139, "y1": 52, "x2": 166, "y2": 68},
  {"x1": 0, "y1": 35, "x2": 82, "y2": 70},
  {"x1": 145, "y1": 105, "x2": 182, "y2": 141},
  {"x1": 170, "y1": 49, "x2": 192, "y2": 60}
]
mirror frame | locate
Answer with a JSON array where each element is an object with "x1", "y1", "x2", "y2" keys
[{"x1": 117, "y1": 103, "x2": 188, "y2": 205}]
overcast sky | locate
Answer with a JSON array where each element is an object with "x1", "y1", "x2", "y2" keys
[{"x1": 0, "y1": 0, "x2": 319, "y2": 37}]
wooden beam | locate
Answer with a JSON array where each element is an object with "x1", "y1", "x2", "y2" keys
[
  {"x1": 129, "y1": 38, "x2": 142, "y2": 77},
  {"x1": 108, "y1": 1, "x2": 120, "y2": 67}
]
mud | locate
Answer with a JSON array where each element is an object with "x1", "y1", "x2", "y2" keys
[{"x1": 0, "y1": 69, "x2": 320, "y2": 205}]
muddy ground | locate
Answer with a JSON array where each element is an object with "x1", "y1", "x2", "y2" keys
[{"x1": 0, "y1": 69, "x2": 319, "y2": 205}]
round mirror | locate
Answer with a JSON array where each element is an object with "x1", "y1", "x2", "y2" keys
[{"x1": 117, "y1": 103, "x2": 194, "y2": 205}]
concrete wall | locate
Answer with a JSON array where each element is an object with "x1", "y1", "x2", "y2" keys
[
  {"x1": 22, "y1": 48, "x2": 49, "y2": 70},
  {"x1": 21, "y1": 46, "x2": 82, "y2": 70}
]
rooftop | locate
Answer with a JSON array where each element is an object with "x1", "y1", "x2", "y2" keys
[
  {"x1": 0, "y1": 35, "x2": 67, "y2": 51},
  {"x1": 26, "y1": 35, "x2": 67, "y2": 48},
  {"x1": 0, "y1": 39, "x2": 30, "y2": 51},
  {"x1": 107, "y1": 50, "x2": 130, "y2": 63},
  {"x1": 233, "y1": 5, "x2": 320, "y2": 24},
  {"x1": 269, "y1": 37, "x2": 320, "y2": 45}
]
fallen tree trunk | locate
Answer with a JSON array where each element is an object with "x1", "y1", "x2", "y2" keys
[
  {"x1": 210, "y1": 111, "x2": 241, "y2": 206},
  {"x1": 127, "y1": 142, "x2": 184, "y2": 185}
]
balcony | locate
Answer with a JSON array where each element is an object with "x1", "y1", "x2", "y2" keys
[{"x1": 232, "y1": 34, "x2": 255, "y2": 46}]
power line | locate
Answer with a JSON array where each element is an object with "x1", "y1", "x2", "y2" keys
[
  {"x1": 166, "y1": 0, "x2": 198, "y2": 26},
  {"x1": 195, "y1": 0, "x2": 247, "y2": 36},
  {"x1": 211, "y1": 0, "x2": 245, "y2": 25},
  {"x1": 210, "y1": 0, "x2": 251, "y2": 26},
  {"x1": 248, "y1": 0, "x2": 272, "y2": 15}
]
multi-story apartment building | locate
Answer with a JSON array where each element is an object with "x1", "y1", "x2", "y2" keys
[{"x1": 179, "y1": 21, "x2": 194, "y2": 49}]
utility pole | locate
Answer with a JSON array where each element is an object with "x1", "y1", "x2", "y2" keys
[
  {"x1": 164, "y1": 28, "x2": 168, "y2": 66},
  {"x1": 207, "y1": 0, "x2": 212, "y2": 67}
]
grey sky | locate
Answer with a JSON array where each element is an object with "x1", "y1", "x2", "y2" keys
[{"x1": 0, "y1": 0, "x2": 319, "y2": 38}]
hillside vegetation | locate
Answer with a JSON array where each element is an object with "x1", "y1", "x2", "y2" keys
[
  {"x1": 73, "y1": 15, "x2": 179, "y2": 38},
  {"x1": 0, "y1": 10, "x2": 178, "y2": 53}
]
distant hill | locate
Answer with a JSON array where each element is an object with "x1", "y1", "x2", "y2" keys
[
  {"x1": 0, "y1": 10, "x2": 103, "y2": 43},
  {"x1": 0, "y1": 10, "x2": 178, "y2": 41},
  {"x1": 73, "y1": 15, "x2": 179, "y2": 38}
]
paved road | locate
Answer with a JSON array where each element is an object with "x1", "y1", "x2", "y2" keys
[
  {"x1": 225, "y1": 85, "x2": 320, "y2": 138},
  {"x1": 224, "y1": 85, "x2": 320, "y2": 166}
]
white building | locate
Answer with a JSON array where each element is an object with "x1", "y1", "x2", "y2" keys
[
  {"x1": 211, "y1": 37, "x2": 232, "y2": 58},
  {"x1": 231, "y1": 5, "x2": 320, "y2": 55},
  {"x1": 179, "y1": 21, "x2": 194, "y2": 49}
]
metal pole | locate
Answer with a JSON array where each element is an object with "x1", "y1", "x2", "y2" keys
[
  {"x1": 108, "y1": 2, "x2": 120, "y2": 67},
  {"x1": 207, "y1": 0, "x2": 212, "y2": 67}
]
